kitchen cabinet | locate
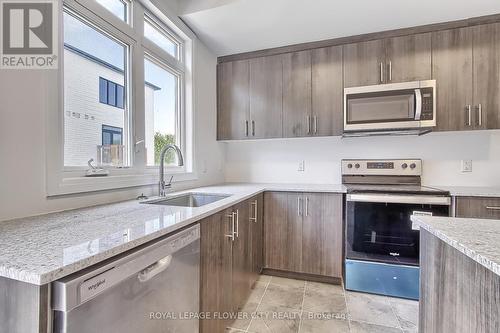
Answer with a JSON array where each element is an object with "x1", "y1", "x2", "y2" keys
[
  {"x1": 472, "y1": 23, "x2": 500, "y2": 129},
  {"x1": 264, "y1": 192, "x2": 343, "y2": 279},
  {"x1": 344, "y1": 34, "x2": 431, "y2": 87},
  {"x1": 432, "y1": 27, "x2": 473, "y2": 131},
  {"x1": 217, "y1": 60, "x2": 250, "y2": 140},
  {"x1": 200, "y1": 197, "x2": 262, "y2": 332},
  {"x1": 455, "y1": 196, "x2": 500, "y2": 219},
  {"x1": 249, "y1": 55, "x2": 283, "y2": 138},
  {"x1": 311, "y1": 46, "x2": 344, "y2": 136},
  {"x1": 283, "y1": 50, "x2": 312, "y2": 137}
]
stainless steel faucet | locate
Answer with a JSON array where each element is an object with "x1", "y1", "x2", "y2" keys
[{"x1": 159, "y1": 144, "x2": 184, "y2": 196}]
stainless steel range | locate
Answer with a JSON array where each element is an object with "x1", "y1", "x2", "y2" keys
[{"x1": 342, "y1": 159, "x2": 450, "y2": 300}]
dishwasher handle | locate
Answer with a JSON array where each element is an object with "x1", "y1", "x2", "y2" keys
[{"x1": 137, "y1": 255, "x2": 172, "y2": 283}]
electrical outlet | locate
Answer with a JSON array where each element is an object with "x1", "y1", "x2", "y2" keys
[
  {"x1": 461, "y1": 160, "x2": 472, "y2": 172},
  {"x1": 298, "y1": 160, "x2": 305, "y2": 172}
]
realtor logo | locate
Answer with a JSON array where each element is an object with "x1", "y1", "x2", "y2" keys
[{"x1": 1, "y1": 0, "x2": 58, "y2": 69}]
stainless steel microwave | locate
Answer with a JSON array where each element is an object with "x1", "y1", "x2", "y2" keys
[{"x1": 343, "y1": 80, "x2": 436, "y2": 135}]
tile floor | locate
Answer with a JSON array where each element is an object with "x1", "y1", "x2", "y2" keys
[{"x1": 226, "y1": 275, "x2": 418, "y2": 333}]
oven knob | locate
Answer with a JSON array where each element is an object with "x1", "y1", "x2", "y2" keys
[
  {"x1": 401, "y1": 163, "x2": 408, "y2": 169},
  {"x1": 410, "y1": 163, "x2": 417, "y2": 169},
  {"x1": 355, "y1": 163, "x2": 360, "y2": 169},
  {"x1": 347, "y1": 163, "x2": 353, "y2": 169}
]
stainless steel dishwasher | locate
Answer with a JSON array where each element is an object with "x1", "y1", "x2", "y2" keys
[{"x1": 52, "y1": 224, "x2": 200, "y2": 333}]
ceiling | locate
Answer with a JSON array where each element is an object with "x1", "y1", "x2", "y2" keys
[{"x1": 176, "y1": 0, "x2": 500, "y2": 56}]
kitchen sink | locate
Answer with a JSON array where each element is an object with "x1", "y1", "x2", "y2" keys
[{"x1": 141, "y1": 193, "x2": 231, "y2": 207}]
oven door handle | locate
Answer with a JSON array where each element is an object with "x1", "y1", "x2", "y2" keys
[{"x1": 347, "y1": 193, "x2": 451, "y2": 205}]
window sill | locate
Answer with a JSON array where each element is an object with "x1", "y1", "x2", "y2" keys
[{"x1": 47, "y1": 171, "x2": 198, "y2": 197}]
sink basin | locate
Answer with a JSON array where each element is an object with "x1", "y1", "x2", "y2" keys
[{"x1": 142, "y1": 193, "x2": 231, "y2": 207}]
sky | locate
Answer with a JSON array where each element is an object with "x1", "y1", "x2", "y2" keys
[{"x1": 63, "y1": 7, "x2": 177, "y2": 136}]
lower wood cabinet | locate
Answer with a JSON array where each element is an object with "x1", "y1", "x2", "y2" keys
[
  {"x1": 455, "y1": 196, "x2": 500, "y2": 219},
  {"x1": 264, "y1": 192, "x2": 343, "y2": 280},
  {"x1": 200, "y1": 195, "x2": 263, "y2": 333}
]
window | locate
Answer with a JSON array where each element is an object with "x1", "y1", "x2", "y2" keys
[
  {"x1": 102, "y1": 125, "x2": 123, "y2": 145},
  {"x1": 63, "y1": 10, "x2": 129, "y2": 167},
  {"x1": 144, "y1": 16, "x2": 180, "y2": 59},
  {"x1": 96, "y1": 0, "x2": 128, "y2": 22},
  {"x1": 99, "y1": 77, "x2": 125, "y2": 108},
  {"x1": 144, "y1": 57, "x2": 180, "y2": 166}
]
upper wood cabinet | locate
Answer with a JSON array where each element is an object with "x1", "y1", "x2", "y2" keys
[
  {"x1": 249, "y1": 55, "x2": 283, "y2": 138},
  {"x1": 283, "y1": 50, "x2": 312, "y2": 137},
  {"x1": 472, "y1": 23, "x2": 500, "y2": 130},
  {"x1": 217, "y1": 60, "x2": 250, "y2": 140},
  {"x1": 343, "y1": 39, "x2": 385, "y2": 87},
  {"x1": 264, "y1": 192, "x2": 343, "y2": 279},
  {"x1": 455, "y1": 197, "x2": 500, "y2": 219},
  {"x1": 344, "y1": 34, "x2": 431, "y2": 87},
  {"x1": 432, "y1": 27, "x2": 473, "y2": 131},
  {"x1": 312, "y1": 46, "x2": 343, "y2": 136}
]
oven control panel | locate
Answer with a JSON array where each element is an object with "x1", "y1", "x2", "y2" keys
[{"x1": 342, "y1": 159, "x2": 422, "y2": 176}]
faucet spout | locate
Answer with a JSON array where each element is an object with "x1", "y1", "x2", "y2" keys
[{"x1": 159, "y1": 144, "x2": 184, "y2": 196}]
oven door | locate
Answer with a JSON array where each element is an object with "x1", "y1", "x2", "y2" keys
[
  {"x1": 345, "y1": 193, "x2": 450, "y2": 266},
  {"x1": 344, "y1": 81, "x2": 435, "y2": 132}
]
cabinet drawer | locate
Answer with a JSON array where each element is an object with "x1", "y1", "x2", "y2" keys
[{"x1": 456, "y1": 197, "x2": 500, "y2": 219}]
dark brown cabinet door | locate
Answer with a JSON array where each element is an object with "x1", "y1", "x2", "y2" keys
[
  {"x1": 249, "y1": 55, "x2": 283, "y2": 138},
  {"x1": 456, "y1": 197, "x2": 500, "y2": 219},
  {"x1": 217, "y1": 60, "x2": 250, "y2": 140},
  {"x1": 385, "y1": 33, "x2": 432, "y2": 83},
  {"x1": 300, "y1": 193, "x2": 343, "y2": 278},
  {"x1": 283, "y1": 51, "x2": 312, "y2": 137},
  {"x1": 432, "y1": 27, "x2": 473, "y2": 131},
  {"x1": 312, "y1": 46, "x2": 343, "y2": 136},
  {"x1": 264, "y1": 192, "x2": 303, "y2": 272},
  {"x1": 472, "y1": 23, "x2": 500, "y2": 130},
  {"x1": 200, "y1": 210, "x2": 234, "y2": 333},
  {"x1": 231, "y1": 202, "x2": 252, "y2": 311},
  {"x1": 249, "y1": 194, "x2": 264, "y2": 284},
  {"x1": 343, "y1": 39, "x2": 385, "y2": 87}
]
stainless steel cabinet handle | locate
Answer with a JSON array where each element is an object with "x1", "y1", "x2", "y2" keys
[
  {"x1": 297, "y1": 197, "x2": 302, "y2": 216},
  {"x1": 245, "y1": 121, "x2": 249, "y2": 136},
  {"x1": 466, "y1": 105, "x2": 472, "y2": 126},
  {"x1": 306, "y1": 116, "x2": 311, "y2": 134},
  {"x1": 225, "y1": 213, "x2": 235, "y2": 241},
  {"x1": 250, "y1": 200, "x2": 257, "y2": 222},
  {"x1": 477, "y1": 104, "x2": 482, "y2": 127},
  {"x1": 388, "y1": 61, "x2": 392, "y2": 82},
  {"x1": 486, "y1": 206, "x2": 500, "y2": 210},
  {"x1": 305, "y1": 196, "x2": 309, "y2": 217},
  {"x1": 251, "y1": 120, "x2": 255, "y2": 136},
  {"x1": 380, "y1": 62, "x2": 384, "y2": 83},
  {"x1": 235, "y1": 210, "x2": 239, "y2": 238},
  {"x1": 313, "y1": 116, "x2": 318, "y2": 134}
]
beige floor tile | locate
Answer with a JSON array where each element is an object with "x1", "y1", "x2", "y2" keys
[
  {"x1": 269, "y1": 276, "x2": 306, "y2": 289},
  {"x1": 247, "y1": 281, "x2": 268, "y2": 304},
  {"x1": 350, "y1": 320, "x2": 403, "y2": 333},
  {"x1": 226, "y1": 328, "x2": 246, "y2": 333},
  {"x1": 229, "y1": 300, "x2": 259, "y2": 331},
  {"x1": 260, "y1": 283, "x2": 304, "y2": 309},
  {"x1": 346, "y1": 292, "x2": 400, "y2": 328},
  {"x1": 299, "y1": 312, "x2": 350, "y2": 333},
  {"x1": 306, "y1": 281, "x2": 344, "y2": 294},
  {"x1": 257, "y1": 274, "x2": 272, "y2": 284},
  {"x1": 388, "y1": 298, "x2": 419, "y2": 332},
  {"x1": 302, "y1": 289, "x2": 347, "y2": 314},
  {"x1": 248, "y1": 304, "x2": 301, "y2": 333}
]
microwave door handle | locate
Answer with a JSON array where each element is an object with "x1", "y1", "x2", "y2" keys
[{"x1": 414, "y1": 89, "x2": 422, "y2": 121}]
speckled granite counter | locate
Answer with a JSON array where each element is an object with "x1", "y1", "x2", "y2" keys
[
  {"x1": 411, "y1": 215, "x2": 500, "y2": 276},
  {"x1": 0, "y1": 183, "x2": 346, "y2": 285},
  {"x1": 431, "y1": 186, "x2": 500, "y2": 198}
]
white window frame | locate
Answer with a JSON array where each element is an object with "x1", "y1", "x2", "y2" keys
[{"x1": 46, "y1": 0, "x2": 196, "y2": 196}]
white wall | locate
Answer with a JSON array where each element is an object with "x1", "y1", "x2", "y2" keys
[
  {"x1": 0, "y1": 35, "x2": 224, "y2": 222},
  {"x1": 224, "y1": 130, "x2": 500, "y2": 187}
]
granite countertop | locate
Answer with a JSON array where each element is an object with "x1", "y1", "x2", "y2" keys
[
  {"x1": 0, "y1": 183, "x2": 346, "y2": 285},
  {"x1": 429, "y1": 186, "x2": 500, "y2": 198},
  {"x1": 411, "y1": 215, "x2": 500, "y2": 276}
]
